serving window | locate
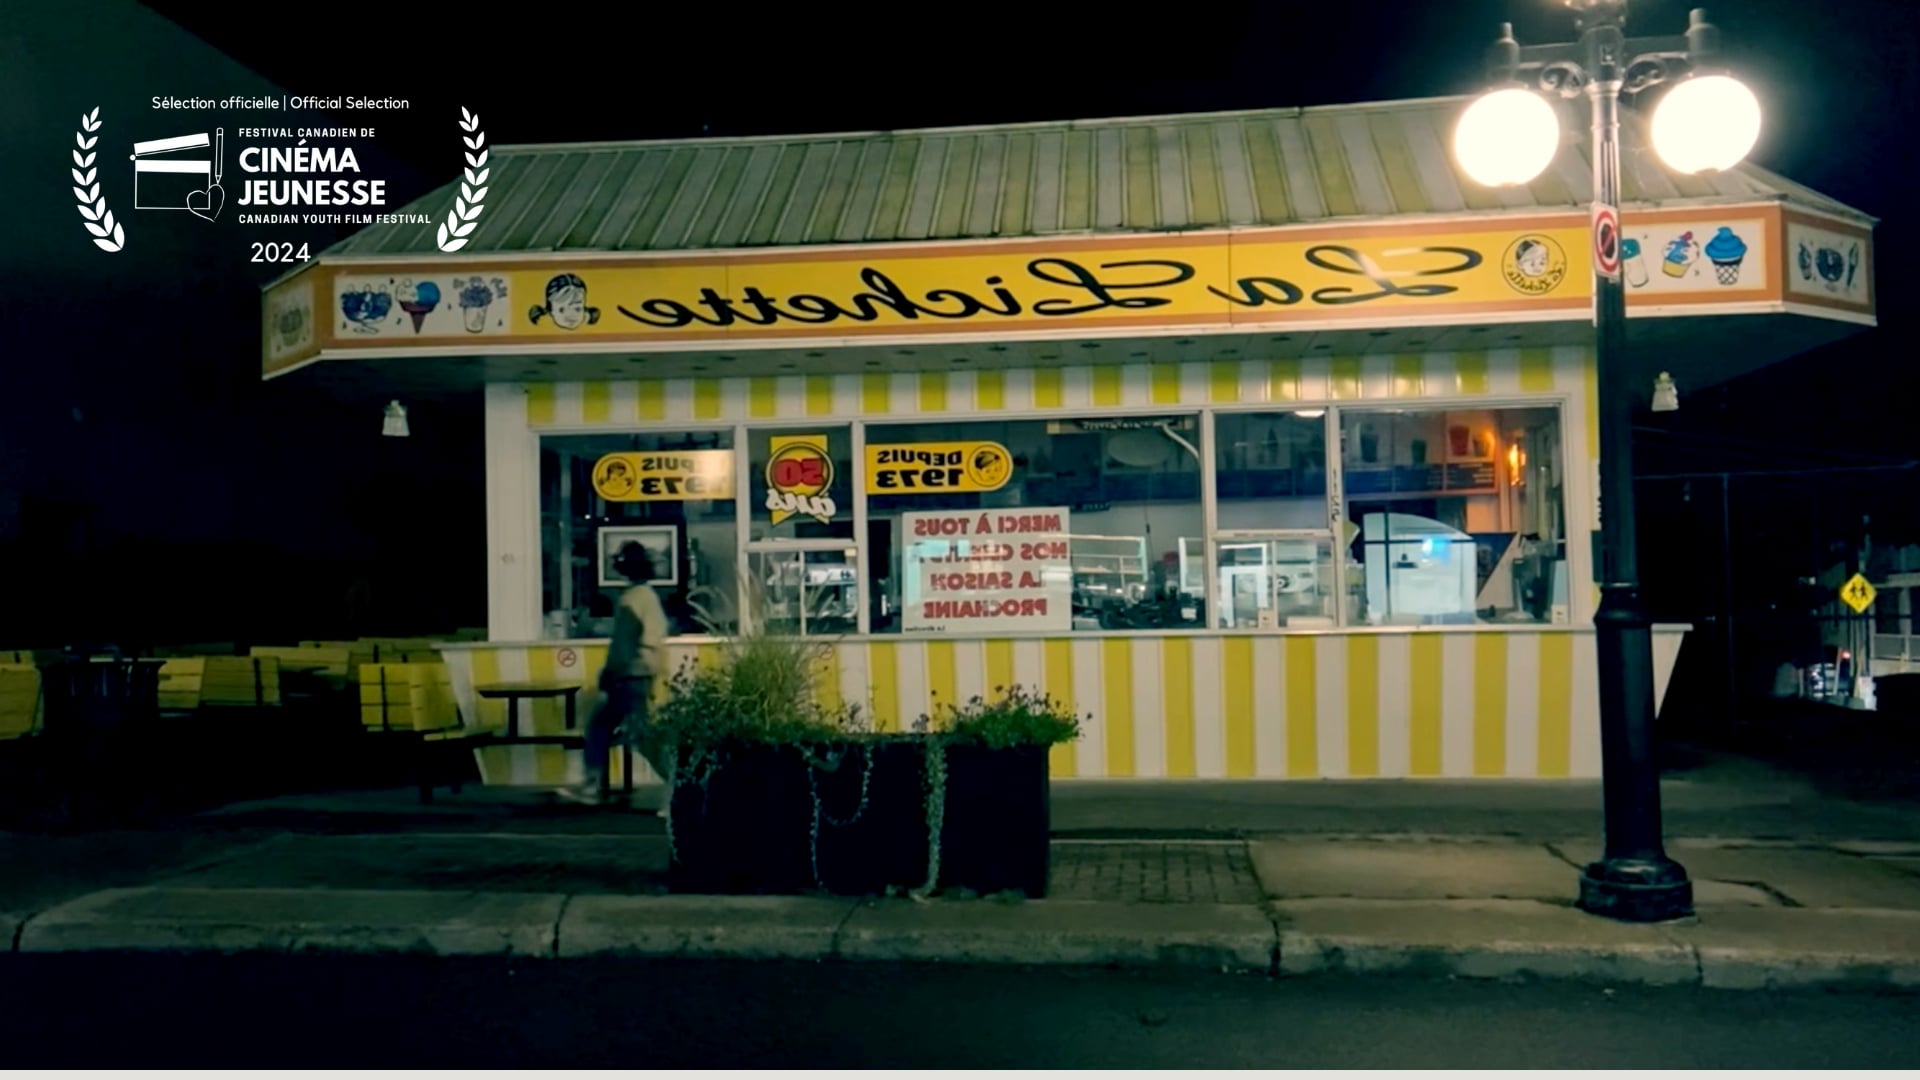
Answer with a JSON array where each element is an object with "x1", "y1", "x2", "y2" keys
[{"x1": 533, "y1": 395, "x2": 1572, "y2": 639}]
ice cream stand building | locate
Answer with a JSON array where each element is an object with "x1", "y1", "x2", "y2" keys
[{"x1": 261, "y1": 99, "x2": 1876, "y2": 787}]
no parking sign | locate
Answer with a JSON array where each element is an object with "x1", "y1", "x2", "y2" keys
[{"x1": 1592, "y1": 205, "x2": 1622, "y2": 280}]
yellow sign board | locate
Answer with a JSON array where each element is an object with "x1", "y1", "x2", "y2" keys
[
  {"x1": 1840, "y1": 573, "x2": 1877, "y2": 615},
  {"x1": 867, "y1": 442, "x2": 1015, "y2": 495},
  {"x1": 592, "y1": 450, "x2": 733, "y2": 501}
]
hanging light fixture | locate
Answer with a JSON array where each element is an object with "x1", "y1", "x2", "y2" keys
[
  {"x1": 1651, "y1": 372, "x2": 1679, "y2": 413},
  {"x1": 382, "y1": 399, "x2": 410, "y2": 437}
]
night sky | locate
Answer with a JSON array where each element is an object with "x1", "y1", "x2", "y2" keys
[{"x1": 2, "y1": 0, "x2": 1915, "y2": 645}]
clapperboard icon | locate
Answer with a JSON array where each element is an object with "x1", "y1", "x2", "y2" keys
[{"x1": 130, "y1": 129, "x2": 224, "y2": 214}]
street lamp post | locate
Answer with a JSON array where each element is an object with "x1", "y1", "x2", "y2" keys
[{"x1": 1453, "y1": 3, "x2": 1763, "y2": 922}]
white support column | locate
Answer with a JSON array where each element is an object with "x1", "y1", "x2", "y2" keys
[{"x1": 485, "y1": 383, "x2": 542, "y2": 642}]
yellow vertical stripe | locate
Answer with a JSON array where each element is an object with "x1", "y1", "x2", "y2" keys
[
  {"x1": 1268, "y1": 358, "x2": 1300, "y2": 401},
  {"x1": 696, "y1": 642, "x2": 721, "y2": 672},
  {"x1": 1330, "y1": 356, "x2": 1362, "y2": 399},
  {"x1": 693, "y1": 379, "x2": 722, "y2": 420},
  {"x1": 868, "y1": 641, "x2": 898, "y2": 733},
  {"x1": 1583, "y1": 347, "x2": 1600, "y2": 463},
  {"x1": 638, "y1": 380, "x2": 665, "y2": 420},
  {"x1": 805, "y1": 374, "x2": 835, "y2": 416},
  {"x1": 1042, "y1": 638, "x2": 1076, "y2": 777},
  {"x1": 813, "y1": 644, "x2": 842, "y2": 718},
  {"x1": 523, "y1": 648, "x2": 570, "y2": 785},
  {"x1": 468, "y1": 649, "x2": 505, "y2": 784},
  {"x1": 984, "y1": 640, "x2": 1015, "y2": 700},
  {"x1": 1456, "y1": 350, "x2": 1490, "y2": 394},
  {"x1": 1285, "y1": 637, "x2": 1317, "y2": 778},
  {"x1": 1210, "y1": 360, "x2": 1241, "y2": 403},
  {"x1": 1091, "y1": 366, "x2": 1122, "y2": 406},
  {"x1": 1391, "y1": 354, "x2": 1425, "y2": 397},
  {"x1": 526, "y1": 384, "x2": 555, "y2": 426},
  {"x1": 918, "y1": 372, "x2": 948, "y2": 414},
  {"x1": 1034, "y1": 368, "x2": 1064, "y2": 408},
  {"x1": 1519, "y1": 347, "x2": 1555, "y2": 392},
  {"x1": 1150, "y1": 363, "x2": 1181, "y2": 404},
  {"x1": 1473, "y1": 633, "x2": 1508, "y2": 776},
  {"x1": 581, "y1": 382, "x2": 611, "y2": 424},
  {"x1": 1409, "y1": 634, "x2": 1443, "y2": 777},
  {"x1": 1346, "y1": 634, "x2": 1379, "y2": 777},
  {"x1": 976, "y1": 370, "x2": 1005, "y2": 411},
  {"x1": 1222, "y1": 637, "x2": 1255, "y2": 777},
  {"x1": 1537, "y1": 633, "x2": 1573, "y2": 777},
  {"x1": 862, "y1": 372, "x2": 890, "y2": 414},
  {"x1": 749, "y1": 376, "x2": 778, "y2": 417},
  {"x1": 925, "y1": 640, "x2": 957, "y2": 718},
  {"x1": 1101, "y1": 638, "x2": 1133, "y2": 777},
  {"x1": 1163, "y1": 637, "x2": 1195, "y2": 778}
]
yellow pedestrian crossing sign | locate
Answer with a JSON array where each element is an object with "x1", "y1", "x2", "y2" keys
[{"x1": 1840, "y1": 573, "x2": 1877, "y2": 614}]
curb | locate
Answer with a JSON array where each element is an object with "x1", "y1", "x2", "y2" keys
[{"x1": 12, "y1": 887, "x2": 1920, "y2": 992}]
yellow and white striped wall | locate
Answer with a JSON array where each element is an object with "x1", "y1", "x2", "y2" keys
[{"x1": 435, "y1": 627, "x2": 1686, "y2": 785}]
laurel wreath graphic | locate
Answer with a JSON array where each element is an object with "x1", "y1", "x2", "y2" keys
[
  {"x1": 436, "y1": 107, "x2": 488, "y2": 253},
  {"x1": 73, "y1": 107, "x2": 124, "y2": 253}
]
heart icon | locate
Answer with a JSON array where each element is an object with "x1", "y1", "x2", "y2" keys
[{"x1": 187, "y1": 183, "x2": 224, "y2": 223}]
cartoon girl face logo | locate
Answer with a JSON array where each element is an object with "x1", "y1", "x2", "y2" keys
[
  {"x1": 1500, "y1": 235, "x2": 1568, "y2": 296},
  {"x1": 529, "y1": 273, "x2": 601, "y2": 330}
]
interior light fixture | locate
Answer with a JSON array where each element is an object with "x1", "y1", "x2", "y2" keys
[
  {"x1": 382, "y1": 400, "x2": 410, "y2": 437},
  {"x1": 1293, "y1": 409, "x2": 1326, "y2": 419}
]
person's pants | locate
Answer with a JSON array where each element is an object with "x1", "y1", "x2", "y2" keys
[{"x1": 585, "y1": 675, "x2": 655, "y2": 788}]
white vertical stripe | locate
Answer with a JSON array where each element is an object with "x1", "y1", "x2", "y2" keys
[
  {"x1": 1421, "y1": 351, "x2": 1454, "y2": 397},
  {"x1": 952, "y1": 639, "x2": 986, "y2": 710},
  {"x1": 1570, "y1": 632, "x2": 1602, "y2": 778},
  {"x1": 1122, "y1": 363, "x2": 1153, "y2": 406},
  {"x1": 720, "y1": 376, "x2": 750, "y2": 419},
  {"x1": 890, "y1": 372, "x2": 919, "y2": 415},
  {"x1": 839, "y1": 641, "x2": 870, "y2": 723},
  {"x1": 1070, "y1": 638, "x2": 1104, "y2": 778},
  {"x1": 1506, "y1": 633, "x2": 1541, "y2": 779},
  {"x1": 1376, "y1": 633, "x2": 1412, "y2": 778},
  {"x1": 1441, "y1": 633, "x2": 1477, "y2": 777},
  {"x1": 1652, "y1": 630, "x2": 1683, "y2": 714},
  {"x1": 893, "y1": 640, "x2": 928, "y2": 729},
  {"x1": 1550, "y1": 343, "x2": 1585, "y2": 394},
  {"x1": 1254, "y1": 636, "x2": 1287, "y2": 778},
  {"x1": 1240, "y1": 359, "x2": 1270, "y2": 404},
  {"x1": 774, "y1": 375, "x2": 807, "y2": 418},
  {"x1": 1179, "y1": 361, "x2": 1210, "y2": 405},
  {"x1": 1190, "y1": 636, "x2": 1226, "y2": 779},
  {"x1": 1485, "y1": 347, "x2": 1523, "y2": 395},
  {"x1": 1062, "y1": 366, "x2": 1094, "y2": 409},
  {"x1": 1005, "y1": 368, "x2": 1035, "y2": 411},
  {"x1": 1012, "y1": 638, "x2": 1044, "y2": 696},
  {"x1": 552, "y1": 382, "x2": 584, "y2": 426},
  {"x1": 833, "y1": 373, "x2": 863, "y2": 418},
  {"x1": 665, "y1": 379, "x2": 695, "y2": 422},
  {"x1": 1314, "y1": 636, "x2": 1347, "y2": 779},
  {"x1": 496, "y1": 649, "x2": 536, "y2": 786},
  {"x1": 609, "y1": 380, "x2": 640, "y2": 424},
  {"x1": 1297, "y1": 355, "x2": 1331, "y2": 401},
  {"x1": 1360, "y1": 355, "x2": 1396, "y2": 399},
  {"x1": 948, "y1": 370, "x2": 978, "y2": 413},
  {"x1": 1129, "y1": 638, "x2": 1164, "y2": 779}
]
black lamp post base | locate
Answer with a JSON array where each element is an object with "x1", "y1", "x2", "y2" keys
[{"x1": 1578, "y1": 857, "x2": 1695, "y2": 922}]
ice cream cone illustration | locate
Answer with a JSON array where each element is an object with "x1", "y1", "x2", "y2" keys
[
  {"x1": 1621, "y1": 237, "x2": 1649, "y2": 287},
  {"x1": 394, "y1": 279, "x2": 441, "y2": 333},
  {"x1": 1662, "y1": 232, "x2": 1696, "y2": 278},
  {"x1": 1704, "y1": 227, "x2": 1747, "y2": 286}
]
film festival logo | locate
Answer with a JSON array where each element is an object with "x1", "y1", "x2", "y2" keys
[{"x1": 71, "y1": 105, "x2": 488, "y2": 254}]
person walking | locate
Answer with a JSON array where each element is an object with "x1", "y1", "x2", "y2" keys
[{"x1": 558, "y1": 541, "x2": 669, "y2": 806}]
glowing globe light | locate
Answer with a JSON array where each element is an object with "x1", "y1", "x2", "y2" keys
[
  {"x1": 1453, "y1": 88, "x2": 1561, "y2": 187},
  {"x1": 1651, "y1": 75, "x2": 1762, "y2": 174}
]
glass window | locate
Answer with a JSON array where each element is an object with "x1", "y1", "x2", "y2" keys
[
  {"x1": 1211, "y1": 411, "x2": 1337, "y2": 628},
  {"x1": 863, "y1": 416, "x2": 1204, "y2": 633},
  {"x1": 539, "y1": 431, "x2": 738, "y2": 638},
  {"x1": 748, "y1": 426, "x2": 856, "y2": 542},
  {"x1": 1876, "y1": 588, "x2": 1906, "y2": 635},
  {"x1": 1337, "y1": 405, "x2": 1567, "y2": 626},
  {"x1": 750, "y1": 548, "x2": 861, "y2": 637}
]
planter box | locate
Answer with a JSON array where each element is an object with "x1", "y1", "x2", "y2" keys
[{"x1": 666, "y1": 737, "x2": 1051, "y2": 898}]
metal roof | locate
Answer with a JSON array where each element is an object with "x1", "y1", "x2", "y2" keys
[{"x1": 327, "y1": 97, "x2": 1873, "y2": 257}]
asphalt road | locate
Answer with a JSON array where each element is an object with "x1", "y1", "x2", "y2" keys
[{"x1": 3, "y1": 955, "x2": 1915, "y2": 1069}]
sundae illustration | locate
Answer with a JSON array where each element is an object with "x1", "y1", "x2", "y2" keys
[
  {"x1": 457, "y1": 276, "x2": 509, "y2": 333},
  {"x1": 340, "y1": 283, "x2": 392, "y2": 334},
  {"x1": 1661, "y1": 232, "x2": 1697, "y2": 278},
  {"x1": 1799, "y1": 242, "x2": 1852, "y2": 292},
  {"x1": 1620, "y1": 237, "x2": 1648, "y2": 287},
  {"x1": 1703, "y1": 227, "x2": 1747, "y2": 286},
  {"x1": 394, "y1": 279, "x2": 442, "y2": 333},
  {"x1": 529, "y1": 273, "x2": 600, "y2": 330}
]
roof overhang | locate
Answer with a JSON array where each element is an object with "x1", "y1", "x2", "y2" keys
[{"x1": 263, "y1": 201, "x2": 1874, "y2": 403}]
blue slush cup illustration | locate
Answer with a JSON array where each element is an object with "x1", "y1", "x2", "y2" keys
[
  {"x1": 1620, "y1": 237, "x2": 1648, "y2": 287},
  {"x1": 1703, "y1": 227, "x2": 1747, "y2": 285}
]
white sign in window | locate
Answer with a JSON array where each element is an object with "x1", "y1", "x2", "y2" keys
[{"x1": 901, "y1": 508, "x2": 1073, "y2": 634}]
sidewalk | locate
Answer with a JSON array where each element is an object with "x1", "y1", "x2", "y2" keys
[{"x1": 8, "y1": 825, "x2": 1920, "y2": 992}]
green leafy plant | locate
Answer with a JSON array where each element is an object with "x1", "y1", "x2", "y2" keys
[{"x1": 915, "y1": 685, "x2": 1086, "y2": 749}]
